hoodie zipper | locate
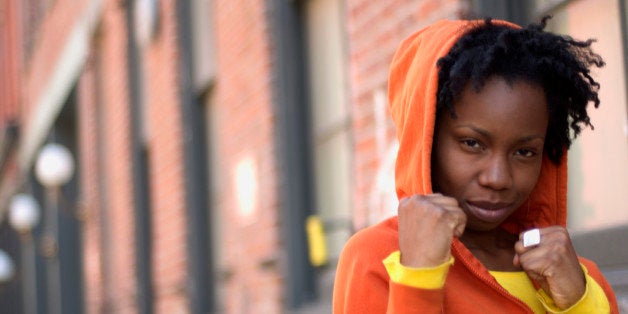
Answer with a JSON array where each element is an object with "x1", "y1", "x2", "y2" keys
[{"x1": 451, "y1": 241, "x2": 534, "y2": 313}]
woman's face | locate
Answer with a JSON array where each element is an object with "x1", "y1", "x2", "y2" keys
[{"x1": 432, "y1": 76, "x2": 549, "y2": 231}]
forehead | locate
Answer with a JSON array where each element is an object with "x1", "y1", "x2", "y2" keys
[{"x1": 448, "y1": 76, "x2": 549, "y2": 136}]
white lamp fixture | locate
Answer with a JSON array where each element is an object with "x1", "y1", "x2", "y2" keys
[
  {"x1": 35, "y1": 143, "x2": 75, "y2": 188},
  {"x1": 0, "y1": 249, "x2": 15, "y2": 283},
  {"x1": 9, "y1": 194, "x2": 41, "y2": 233}
]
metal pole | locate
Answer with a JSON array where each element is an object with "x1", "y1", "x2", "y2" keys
[
  {"x1": 44, "y1": 188, "x2": 61, "y2": 314},
  {"x1": 269, "y1": 0, "x2": 318, "y2": 308},
  {"x1": 125, "y1": 3, "x2": 154, "y2": 313},
  {"x1": 175, "y1": 0, "x2": 214, "y2": 312},
  {"x1": 21, "y1": 232, "x2": 38, "y2": 314}
]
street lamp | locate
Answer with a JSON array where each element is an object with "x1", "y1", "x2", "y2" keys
[
  {"x1": 9, "y1": 194, "x2": 41, "y2": 233},
  {"x1": 35, "y1": 143, "x2": 75, "y2": 314},
  {"x1": 0, "y1": 249, "x2": 15, "y2": 284},
  {"x1": 9, "y1": 193, "x2": 41, "y2": 314},
  {"x1": 35, "y1": 143, "x2": 75, "y2": 187}
]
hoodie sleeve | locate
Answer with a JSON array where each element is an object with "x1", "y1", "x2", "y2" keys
[
  {"x1": 333, "y1": 224, "x2": 446, "y2": 313},
  {"x1": 577, "y1": 258, "x2": 620, "y2": 314}
]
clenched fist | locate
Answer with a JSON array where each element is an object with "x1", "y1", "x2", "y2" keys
[
  {"x1": 398, "y1": 194, "x2": 467, "y2": 268},
  {"x1": 514, "y1": 226, "x2": 586, "y2": 309}
]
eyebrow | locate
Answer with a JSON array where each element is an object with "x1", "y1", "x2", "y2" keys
[
  {"x1": 454, "y1": 125, "x2": 545, "y2": 142},
  {"x1": 456, "y1": 124, "x2": 490, "y2": 137}
]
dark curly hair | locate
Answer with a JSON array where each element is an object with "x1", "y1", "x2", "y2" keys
[{"x1": 436, "y1": 16, "x2": 605, "y2": 164}]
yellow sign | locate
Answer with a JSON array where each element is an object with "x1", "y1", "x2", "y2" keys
[{"x1": 306, "y1": 215, "x2": 328, "y2": 267}]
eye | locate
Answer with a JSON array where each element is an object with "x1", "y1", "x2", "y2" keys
[
  {"x1": 462, "y1": 139, "x2": 480, "y2": 148},
  {"x1": 460, "y1": 139, "x2": 483, "y2": 152},
  {"x1": 515, "y1": 148, "x2": 537, "y2": 158}
]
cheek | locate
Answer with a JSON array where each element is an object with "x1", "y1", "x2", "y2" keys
[
  {"x1": 432, "y1": 144, "x2": 474, "y2": 194},
  {"x1": 515, "y1": 162, "x2": 544, "y2": 197}
]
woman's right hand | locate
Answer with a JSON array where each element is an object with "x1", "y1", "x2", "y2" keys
[{"x1": 398, "y1": 194, "x2": 467, "y2": 268}]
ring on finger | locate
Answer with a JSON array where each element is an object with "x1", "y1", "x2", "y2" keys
[{"x1": 523, "y1": 228, "x2": 541, "y2": 248}]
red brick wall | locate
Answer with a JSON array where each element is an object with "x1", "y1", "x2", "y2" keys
[
  {"x1": 346, "y1": 0, "x2": 467, "y2": 230},
  {"x1": 94, "y1": 1, "x2": 136, "y2": 312},
  {"x1": 77, "y1": 53, "x2": 103, "y2": 314},
  {"x1": 3, "y1": 0, "x2": 138, "y2": 310},
  {"x1": 213, "y1": 0, "x2": 283, "y2": 312},
  {"x1": 0, "y1": 0, "x2": 20, "y2": 121},
  {"x1": 143, "y1": 0, "x2": 188, "y2": 312},
  {"x1": 78, "y1": 0, "x2": 192, "y2": 312},
  {"x1": 77, "y1": 0, "x2": 285, "y2": 312},
  {"x1": 0, "y1": 0, "x2": 21, "y2": 213}
]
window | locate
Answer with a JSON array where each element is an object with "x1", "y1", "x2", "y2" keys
[{"x1": 304, "y1": 0, "x2": 353, "y2": 268}]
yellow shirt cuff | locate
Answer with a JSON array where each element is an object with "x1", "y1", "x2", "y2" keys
[
  {"x1": 383, "y1": 251, "x2": 454, "y2": 289},
  {"x1": 536, "y1": 265, "x2": 610, "y2": 313}
]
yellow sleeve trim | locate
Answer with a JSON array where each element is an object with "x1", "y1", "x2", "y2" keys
[
  {"x1": 382, "y1": 251, "x2": 454, "y2": 289},
  {"x1": 536, "y1": 264, "x2": 610, "y2": 313}
]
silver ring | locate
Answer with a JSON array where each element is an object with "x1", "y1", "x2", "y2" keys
[{"x1": 523, "y1": 228, "x2": 541, "y2": 247}]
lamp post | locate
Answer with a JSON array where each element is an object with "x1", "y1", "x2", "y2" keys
[
  {"x1": 0, "y1": 248, "x2": 15, "y2": 305},
  {"x1": 9, "y1": 193, "x2": 41, "y2": 314},
  {"x1": 0, "y1": 249, "x2": 15, "y2": 284},
  {"x1": 35, "y1": 143, "x2": 75, "y2": 314}
]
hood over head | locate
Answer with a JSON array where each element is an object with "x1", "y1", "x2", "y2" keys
[{"x1": 388, "y1": 19, "x2": 568, "y2": 231}]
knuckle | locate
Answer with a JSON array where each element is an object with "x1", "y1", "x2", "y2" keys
[
  {"x1": 542, "y1": 267, "x2": 555, "y2": 278},
  {"x1": 429, "y1": 206, "x2": 446, "y2": 219},
  {"x1": 556, "y1": 227, "x2": 570, "y2": 238},
  {"x1": 399, "y1": 195, "x2": 440, "y2": 217},
  {"x1": 398, "y1": 196, "x2": 417, "y2": 212},
  {"x1": 456, "y1": 210, "x2": 467, "y2": 222},
  {"x1": 547, "y1": 251, "x2": 562, "y2": 264},
  {"x1": 399, "y1": 197, "x2": 410, "y2": 207},
  {"x1": 446, "y1": 196, "x2": 459, "y2": 207},
  {"x1": 440, "y1": 209, "x2": 461, "y2": 227}
]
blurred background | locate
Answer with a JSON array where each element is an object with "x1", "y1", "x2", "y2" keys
[{"x1": 0, "y1": 0, "x2": 626, "y2": 313}]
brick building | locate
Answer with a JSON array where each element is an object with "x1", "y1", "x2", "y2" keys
[{"x1": 0, "y1": 0, "x2": 626, "y2": 313}]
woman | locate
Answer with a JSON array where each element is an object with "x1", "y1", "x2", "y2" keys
[{"x1": 333, "y1": 17, "x2": 618, "y2": 313}]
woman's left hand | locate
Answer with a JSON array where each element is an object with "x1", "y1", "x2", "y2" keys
[{"x1": 513, "y1": 226, "x2": 586, "y2": 309}]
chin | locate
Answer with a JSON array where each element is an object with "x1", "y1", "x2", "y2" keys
[{"x1": 466, "y1": 220, "x2": 505, "y2": 232}]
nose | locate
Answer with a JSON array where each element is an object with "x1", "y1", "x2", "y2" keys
[{"x1": 478, "y1": 154, "x2": 513, "y2": 191}]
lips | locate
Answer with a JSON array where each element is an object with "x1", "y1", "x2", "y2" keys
[{"x1": 465, "y1": 200, "x2": 514, "y2": 224}]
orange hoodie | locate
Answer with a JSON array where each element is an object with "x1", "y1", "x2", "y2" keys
[{"x1": 333, "y1": 19, "x2": 619, "y2": 313}]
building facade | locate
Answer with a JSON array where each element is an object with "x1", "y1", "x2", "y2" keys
[{"x1": 0, "y1": 0, "x2": 626, "y2": 313}]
